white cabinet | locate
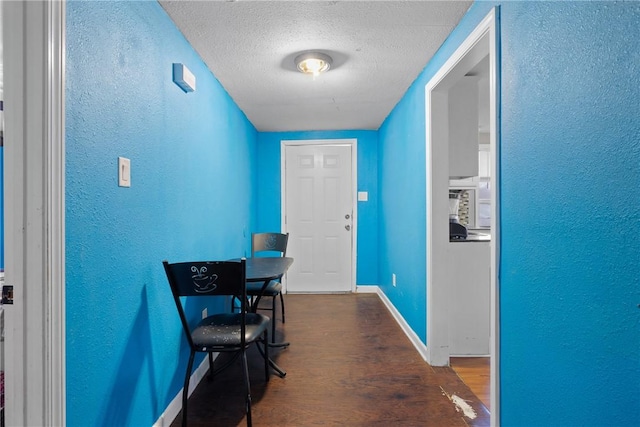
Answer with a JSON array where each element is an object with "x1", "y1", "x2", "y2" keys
[
  {"x1": 447, "y1": 241, "x2": 490, "y2": 355},
  {"x1": 478, "y1": 145, "x2": 491, "y2": 178},
  {"x1": 448, "y1": 76, "x2": 479, "y2": 178}
]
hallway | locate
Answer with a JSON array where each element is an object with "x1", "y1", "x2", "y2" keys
[{"x1": 171, "y1": 293, "x2": 490, "y2": 426}]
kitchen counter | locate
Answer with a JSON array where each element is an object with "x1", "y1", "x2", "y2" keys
[{"x1": 450, "y1": 231, "x2": 491, "y2": 242}]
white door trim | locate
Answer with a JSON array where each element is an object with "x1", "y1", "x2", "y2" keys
[
  {"x1": 3, "y1": 1, "x2": 66, "y2": 425},
  {"x1": 280, "y1": 139, "x2": 358, "y2": 293},
  {"x1": 424, "y1": 7, "x2": 500, "y2": 425}
]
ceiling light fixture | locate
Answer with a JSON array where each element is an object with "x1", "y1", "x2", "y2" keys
[{"x1": 295, "y1": 52, "x2": 333, "y2": 77}]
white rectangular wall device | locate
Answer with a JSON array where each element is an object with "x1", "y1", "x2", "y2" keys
[{"x1": 172, "y1": 63, "x2": 196, "y2": 93}]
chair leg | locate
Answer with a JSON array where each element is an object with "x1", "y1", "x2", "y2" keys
[
  {"x1": 182, "y1": 350, "x2": 196, "y2": 427},
  {"x1": 207, "y1": 352, "x2": 214, "y2": 381},
  {"x1": 241, "y1": 350, "x2": 252, "y2": 427},
  {"x1": 264, "y1": 330, "x2": 270, "y2": 382},
  {"x1": 279, "y1": 291, "x2": 285, "y2": 323},
  {"x1": 271, "y1": 296, "x2": 277, "y2": 342}
]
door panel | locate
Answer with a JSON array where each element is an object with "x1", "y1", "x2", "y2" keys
[{"x1": 284, "y1": 144, "x2": 353, "y2": 293}]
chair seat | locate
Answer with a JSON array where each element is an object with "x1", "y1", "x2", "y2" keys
[
  {"x1": 246, "y1": 281, "x2": 282, "y2": 297},
  {"x1": 191, "y1": 313, "x2": 270, "y2": 349}
]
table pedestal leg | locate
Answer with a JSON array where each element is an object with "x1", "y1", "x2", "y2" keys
[{"x1": 257, "y1": 342, "x2": 286, "y2": 378}]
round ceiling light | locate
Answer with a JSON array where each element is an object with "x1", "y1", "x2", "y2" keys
[{"x1": 295, "y1": 52, "x2": 333, "y2": 76}]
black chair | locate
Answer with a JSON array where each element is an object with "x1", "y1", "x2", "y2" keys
[
  {"x1": 163, "y1": 259, "x2": 270, "y2": 427},
  {"x1": 246, "y1": 232, "x2": 289, "y2": 342}
]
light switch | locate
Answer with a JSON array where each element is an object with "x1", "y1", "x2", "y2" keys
[
  {"x1": 358, "y1": 191, "x2": 368, "y2": 202},
  {"x1": 118, "y1": 157, "x2": 131, "y2": 187}
]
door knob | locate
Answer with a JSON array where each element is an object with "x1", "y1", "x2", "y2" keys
[
  {"x1": 345, "y1": 225, "x2": 351, "y2": 231},
  {"x1": 345, "y1": 214, "x2": 351, "y2": 219}
]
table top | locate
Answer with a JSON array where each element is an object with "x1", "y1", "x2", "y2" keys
[{"x1": 233, "y1": 257, "x2": 294, "y2": 282}]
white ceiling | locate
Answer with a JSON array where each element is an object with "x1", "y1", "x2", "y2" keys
[{"x1": 160, "y1": 0, "x2": 472, "y2": 132}]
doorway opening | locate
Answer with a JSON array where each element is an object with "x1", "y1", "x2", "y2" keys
[{"x1": 425, "y1": 7, "x2": 500, "y2": 422}]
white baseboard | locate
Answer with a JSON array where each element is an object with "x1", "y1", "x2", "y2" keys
[
  {"x1": 355, "y1": 285, "x2": 379, "y2": 293},
  {"x1": 450, "y1": 353, "x2": 491, "y2": 358},
  {"x1": 370, "y1": 286, "x2": 429, "y2": 362},
  {"x1": 153, "y1": 354, "x2": 214, "y2": 427}
]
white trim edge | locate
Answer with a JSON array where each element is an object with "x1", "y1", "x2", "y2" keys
[
  {"x1": 355, "y1": 285, "x2": 378, "y2": 293},
  {"x1": 153, "y1": 356, "x2": 213, "y2": 427},
  {"x1": 46, "y1": 1, "x2": 67, "y2": 424},
  {"x1": 372, "y1": 287, "x2": 429, "y2": 362}
]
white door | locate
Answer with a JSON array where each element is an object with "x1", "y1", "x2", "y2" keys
[{"x1": 283, "y1": 143, "x2": 354, "y2": 293}]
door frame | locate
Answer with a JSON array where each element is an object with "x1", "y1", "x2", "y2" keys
[
  {"x1": 424, "y1": 7, "x2": 500, "y2": 424},
  {"x1": 3, "y1": 1, "x2": 66, "y2": 424},
  {"x1": 280, "y1": 139, "x2": 358, "y2": 293}
]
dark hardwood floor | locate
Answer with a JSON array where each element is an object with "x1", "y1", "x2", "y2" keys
[{"x1": 171, "y1": 293, "x2": 490, "y2": 426}]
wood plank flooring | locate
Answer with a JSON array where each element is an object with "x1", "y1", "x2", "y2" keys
[
  {"x1": 450, "y1": 357, "x2": 491, "y2": 411},
  {"x1": 171, "y1": 293, "x2": 490, "y2": 426}
]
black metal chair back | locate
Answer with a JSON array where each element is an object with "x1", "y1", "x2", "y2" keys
[
  {"x1": 247, "y1": 233, "x2": 289, "y2": 341},
  {"x1": 164, "y1": 259, "x2": 248, "y2": 348},
  {"x1": 252, "y1": 232, "x2": 289, "y2": 257}
]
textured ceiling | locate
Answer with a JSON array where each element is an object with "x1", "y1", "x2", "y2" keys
[{"x1": 160, "y1": 0, "x2": 472, "y2": 132}]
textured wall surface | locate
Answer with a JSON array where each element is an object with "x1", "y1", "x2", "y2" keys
[
  {"x1": 499, "y1": 2, "x2": 639, "y2": 425},
  {"x1": 256, "y1": 130, "x2": 379, "y2": 285},
  {"x1": 378, "y1": 0, "x2": 639, "y2": 425},
  {"x1": 63, "y1": 0, "x2": 639, "y2": 425},
  {"x1": 65, "y1": 2, "x2": 257, "y2": 425}
]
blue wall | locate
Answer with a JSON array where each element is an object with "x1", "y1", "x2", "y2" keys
[
  {"x1": 256, "y1": 131, "x2": 379, "y2": 285},
  {"x1": 63, "y1": 0, "x2": 639, "y2": 426},
  {"x1": 377, "y1": 72, "x2": 429, "y2": 342},
  {"x1": 378, "y1": 1, "x2": 639, "y2": 425},
  {"x1": 65, "y1": 2, "x2": 257, "y2": 425},
  {"x1": 499, "y1": 2, "x2": 639, "y2": 425}
]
